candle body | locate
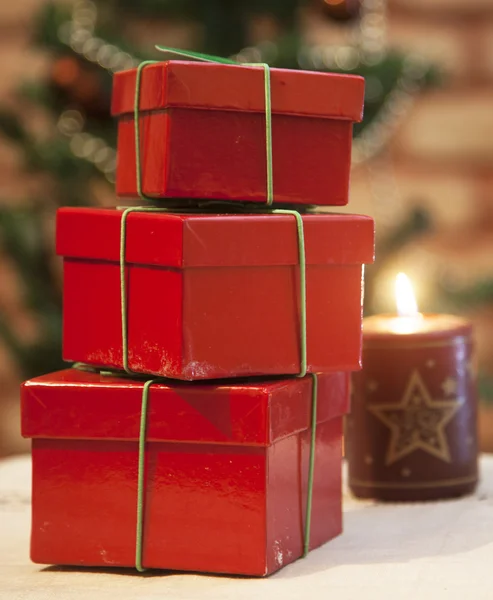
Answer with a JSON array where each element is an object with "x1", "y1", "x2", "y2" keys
[{"x1": 347, "y1": 314, "x2": 478, "y2": 501}]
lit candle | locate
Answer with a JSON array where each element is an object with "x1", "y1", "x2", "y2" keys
[{"x1": 346, "y1": 273, "x2": 478, "y2": 501}]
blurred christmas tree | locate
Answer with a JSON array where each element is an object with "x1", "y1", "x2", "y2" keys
[{"x1": 0, "y1": 0, "x2": 435, "y2": 380}]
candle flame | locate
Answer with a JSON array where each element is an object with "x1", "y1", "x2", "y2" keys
[{"x1": 395, "y1": 273, "x2": 419, "y2": 317}]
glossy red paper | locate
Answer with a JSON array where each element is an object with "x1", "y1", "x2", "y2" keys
[
  {"x1": 22, "y1": 369, "x2": 350, "y2": 576},
  {"x1": 111, "y1": 61, "x2": 365, "y2": 206},
  {"x1": 57, "y1": 208, "x2": 375, "y2": 380}
]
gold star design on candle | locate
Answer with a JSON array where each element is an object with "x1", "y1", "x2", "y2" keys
[
  {"x1": 441, "y1": 377, "x2": 458, "y2": 396},
  {"x1": 426, "y1": 359, "x2": 436, "y2": 368},
  {"x1": 367, "y1": 380, "x2": 379, "y2": 392},
  {"x1": 368, "y1": 370, "x2": 462, "y2": 466}
]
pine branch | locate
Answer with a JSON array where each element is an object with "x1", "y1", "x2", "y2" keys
[
  {"x1": 0, "y1": 109, "x2": 31, "y2": 146},
  {"x1": 114, "y1": 0, "x2": 198, "y2": 18},
  {"x1": 0, "y1": 208, "x2": 60, "y2": 312},
  {"x1": 0, "y1": 314, "x2": 25, "y2": 368},
  {"x1": 377, "y1": 206, "x2": 432, "y2": 259},
  {"x1": 33, "y1": 2, "x2": 71, "y2": 49},
  {"x1": 35, "y1": 1, "x2": 145, "y2": 59},
  {"x1": 21, "y1": 309, "x2": 65, "y2": 378},
  {"x1": 363, "y1": 207, "x2": 432, "y2": 317},
  {"x1": 0, "y1": 309, "x2": 64, "y2": 379},
  {"x1": 19, "y1": 82, "x2": 56, "y2": 109},
  {"x1": 438, "y1": 279, "x2": 493, "y2": 310}
]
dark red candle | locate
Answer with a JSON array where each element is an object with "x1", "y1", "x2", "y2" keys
[{"x1": 347, "y1": 274, "x2": 478, "y2": 501}]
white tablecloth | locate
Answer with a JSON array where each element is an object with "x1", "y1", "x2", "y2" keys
[{"x1": 1, "y1": 454, "x2": 493, "y2": 600}]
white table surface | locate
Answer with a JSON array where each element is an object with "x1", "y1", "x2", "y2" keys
[{"x1": 1, "y1": 454, "x2": 493, "y2": 600}]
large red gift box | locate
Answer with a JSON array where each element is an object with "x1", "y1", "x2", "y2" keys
[
  {"x1": 22, "y1": 368, "x2": 349, "y2": 576},
  {"x1": 111, "y1": 61, "x2": 364, "y2": 206},
  {"x1": 57, "y1": 208, "x2": 374, "y2": 380}
]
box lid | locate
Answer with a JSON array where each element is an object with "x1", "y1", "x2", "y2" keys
[
  {"x1": 111, "y1": 61, "x2": 365, "y2": 122},
  {"x1": 21, "y1": 369, "x2": 349, "y2": 446},
  {"x1": 56, "y1": 208, "x2": 375, "y2": 268}
]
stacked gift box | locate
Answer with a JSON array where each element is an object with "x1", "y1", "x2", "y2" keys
[{"x1": 21, "y1": 57, "x2": 374, "y2": 576}]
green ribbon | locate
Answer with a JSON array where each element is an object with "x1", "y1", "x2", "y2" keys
[
  {"x1": 154, "y1": 46, "x2": 237, "y2": 65},
  {"x1": 120, "y1": 206, "x2": 306, "y2": 378},
  {"x1": 132, "y1": 374, "x2": 317, "y2": 571},
  {"x1": 124, "y1": 206, "x2": 315, "y2": 569},
  {"x1": 272, "y1": 209, "x2": 307, "y2": 378},
  {"x1": 135, "y1": 378, "x2": 158, "y2": 572},
  {"x1": 120, "y1": 206, "x2": 168, "y2": 375},
  {"x1": 304, "y1": 372, "x2": 318, "y2": 558},
  {"x1": 124, "y1": 46, "x2": 316, "y2": 571},
  {"x1": 134, "y1": 46, "x2": 273, "y2": 205}
]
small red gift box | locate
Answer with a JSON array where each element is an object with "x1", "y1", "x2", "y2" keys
[
  {"x1": 111, "y1": 61, "x2": 364, "y2": 206},
  {"x1": 57, "y1": 208, "x2": 374, "y2": 380},
  {"x1": 22, "y1": 368, "x2": 349, "y2": 576}
]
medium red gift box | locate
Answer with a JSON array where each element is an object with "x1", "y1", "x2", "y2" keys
[
  {"x1": 22, "y1": 368, "x2": 349, "y2": 576},
  {"x1": 111, "y1": 61, "x2": 364, "y2": 206},
  {"x1": 57, "y1": 208, "x2": 374, "y2": 380}
]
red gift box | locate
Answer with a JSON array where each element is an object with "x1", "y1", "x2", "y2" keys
[
  {"x1": 111, "y1": 61, "x2": 364, "y2": 206},
  {"x1": 57, "y1": 208, "x2": 374, "y2": 380},
  {"x1": 21, "y1": 368, "x2": 349, "y2": 576}
]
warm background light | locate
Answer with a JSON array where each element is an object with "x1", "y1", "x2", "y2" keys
[{"x1": 395, "y1": 272, "x2": 419, "y2": 317}]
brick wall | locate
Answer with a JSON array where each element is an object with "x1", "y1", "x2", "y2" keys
[
  {"x1": 353, "y1": 1, "x2": 493, "y2": 225},
  {"x1": 350, "y1": 0, "x2": 493, "y2": 447},
  {"x1": 352, "y1": 3, "x2": 493, "y2": 324},
  {"x1": 1, "y1": 0, "x2": 493, "y2": 454},
  {"x1": 0, "y1": 0, "x2": 48, "y2": 456},
  {"x1": 0, "y1": 0, "x2": 50, "y2": 199}
]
